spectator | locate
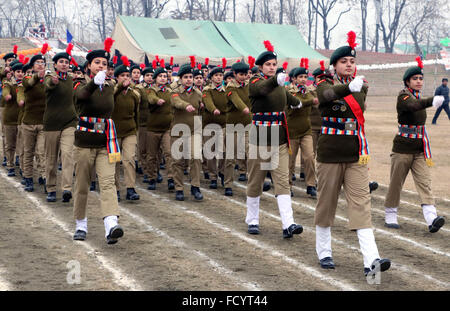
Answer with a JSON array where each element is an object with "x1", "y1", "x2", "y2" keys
[{"x1": 432, "y1": 78, "x2": 449, "y2": 124}]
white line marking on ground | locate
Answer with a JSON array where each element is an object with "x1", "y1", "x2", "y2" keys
[
  {"x1": 377, "y1": 183, "x2": 450, "y2": 203},
  {"x1": 136, "y1": 185, "x2": 358, "y2": 291},
  {"x1": 0, "y1": 172, "x2": 145, "y2": 291},
  {"x1": 0, "y1": 267, "x2": 12, "y2": 291}
]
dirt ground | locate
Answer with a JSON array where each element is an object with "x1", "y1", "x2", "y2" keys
[{"x1": 0, "y1": 95, "x2": 449, "y2": 292}]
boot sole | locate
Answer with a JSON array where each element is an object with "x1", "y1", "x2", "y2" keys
[
  {"x1": 430, "y1": 217, "x2": 445, "y2": 233},
  {"x1": 109, "y1": 226, "x2": 124, "y2": 239}
]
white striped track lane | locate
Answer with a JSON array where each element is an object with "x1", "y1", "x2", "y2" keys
[
  {"x1": 0, "y1": 171, "x2": 145, "y2": 291},
  {"x1": 0, "y1": 267, "x2": 12, "y2": 291},
  {"x1": 198, "y1": 185, "x2": 450, "y2": 289},
  {"x1": 135, "y1": 185, "x2": 359, "y2": 291},
  {"x1": 291, "y1": 184, "x2": 450, "y2": 233},
  {"x1": 90, "y1": 192, "x2": 264, "y2": 291},
  {"x1": 233, "y1": 182, "x2": 450, "y2": 259},
  {"x1": 377, "y1": 182, "x2": 450, "y2": 204}
]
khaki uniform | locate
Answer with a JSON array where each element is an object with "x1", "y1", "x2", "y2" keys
[
  {"x1": 1, "y1": 79, "x2": 20, "y2": 169},
  {"x1": 134, "y1": 83, "x2": 149, "y2": 174}
]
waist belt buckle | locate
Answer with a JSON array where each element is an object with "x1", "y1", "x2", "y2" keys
[
  {"x1": 345, "y1": 121, "x2": 356, "y2": 131},
  {"x1": 94, "y1": 122, "x2": 105, "y2": 132}
]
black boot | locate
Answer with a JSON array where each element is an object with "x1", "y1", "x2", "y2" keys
[
  {"x1": 58, "y1": 162, "x2": 62, "y2": 171},
  {"x1": 7, "y1": 168, "x2": 15, "y2": 177},
  {"x1": 300, "y1": 172, "x2": 305, "y2": 181},
  {"x1": 209, "y1": 180, "x2": 218, "y2": 189},
  {"x1": 204, "y1": 172, "x2": 210, "y2": 180},
  {"x1": 283, "y1": 224, "x2": 303, "y2": 239},
  {"x1": 224, "y1": 187, "x2": 233, "y2": 196},
  {"x1": 263, "y1": 181, "x2": 271, "y2": 192},
  {"x1": 143, "y1": 174, "x2": 150, "y2": 183},
  {"x1": 147, "y1": 179, "x2": 156, "y2": 190},
  {"x1": 38, "y1": 176, "x2": 45, "y2": 185},
  {"x1": 292, "y1": 173, "x2": 296, "y2": 181},
  {"x1": 369, "y1": 181, "x2": 378, "y2": 193},
  {"x1": 168, "y1": 178, "x2": 175, "y2": 191},
  {"x1": 15, "y1": 156, "x2": 19, "y2": 167},
  {"x1": 183, "y1": 168, "x2": 188, "y2": 175},
  {"x1": 2, "y1": 157, "x2": 6, "y2": 166},
  {"x1": 190, "y1": 186, "x2": 203, "y2": 201},
  {"x1": 90, "y1": 181, "x2": 96, "y2": 191},
  {"x1": 117, "y1": 191, "x2": 121, "y2": 202},
  {"x1": 238, "y1": 173, "x2": 247, "y2": 182},
  {"x1": 218, "y1": 172, "x2": 225, "y2": 187},
  {"x1": 126, "y1": 188, "x2": 140, "y2": 200},
  {"x1": 62, "y1": 190, "x2": 72, "y2": 203},
  {"x1": 157, "y1": 171, "x2": 163, "y2": 183},
  {"x1": 24, "y1": 178, "x2": 34, "y2": 192},
  {"x1": 46, "y1": 191, "x2": 56, "y2": 202},
  {"x1": 175, "y1": 190, "x2": 184, "y2": 201},
  {"x1": 307, "y1": 186, "x2": 317, "y2": 198}
]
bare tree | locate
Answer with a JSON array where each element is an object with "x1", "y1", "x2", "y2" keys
[
  {"x1": 360, "y1": 0, "x2": 368, "y2": 51},
  {"x1": 140, "y1": 0, "x2": 170, "y2": 18},
  {"x1": 279, "y1": 0, "x2": 284, "y2": 24},
  {"x1": 246, "y1": 0, "x2": 257, "y2": 22},
  {"x1": 311, "y1": 0, "x2": 351, "y2": 49},
  {"x1": 379, "y1": 0, "x2": 408, "y2": 53}
]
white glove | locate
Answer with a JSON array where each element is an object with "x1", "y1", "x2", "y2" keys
[
  {"x1": 290, "y1": 101, "x2": 303, "y2": 109},
  {"x1": 432, "y1": 95, "x2": 444, "y2": 109},
  {"x1": 277, "y1": 72, "x2": 288, "y2": 87},
  {"x1": 349, "y1": 75, "x2": 365, "y2": 93},
  {"x1": 94, "y1": 70, "x2": 107, "y2": 86}
]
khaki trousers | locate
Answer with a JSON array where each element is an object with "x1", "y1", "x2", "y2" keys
[
  {"x1": 171, "y1": 133, "x2": 202, "y2": 191},
  {"x1": 315, "y1": 161, "x2": 372, "y2": 230},
  {"x1": 137, "y1": 127, "x2": 147, "y2": 173},
  {"x1": 224, "y1": 131, "x2": 249, "y2": 187},
  {"x1": 247, "y1": 143, "x2": 290, "y2": 197},
  {"x1": 22, "y1": 124, "x2": 45, "y2": 179},
  {"x1": 384, "y1": 152, "x2": 434, "y2": 207},
  {"x1": 16, "y1": 124, "x2": 24, "y2": 171},
  {"x1": 115, "y1": 135, "x2": 137, "y2": 189},
  {"x1": 147, "y1": 130, "x2": 172, "y2": 180},
  {"x1": 289, "y1": 134, "x2": 316, "y2": 187},
  {"x1": 4, "y1": 125, "x2": 18, "y2": 169},
  {"x1": 311, "y1": 129, "x2": 320, "y2": 157},
  {"x1": 44, "y1": 127, "x2": 75, "y2": 193},
  {"x1": 73, "y1": 146, "x2": 119, "y2": 220},
  {"x1": 204, "y1": 128, "x2": 225, "y2": 181}
]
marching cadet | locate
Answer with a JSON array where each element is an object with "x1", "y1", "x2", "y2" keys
[
  {"x1": 43, "y1": 44, "x2": 78, "y2": 203},
  {"x1": 73, "y1": 38, "x2": 124, "y2": 244},
  {"x1": 202, "y1": 59, "x2": 228, "y2": 190},
  {"x1": 16, "y1": 62, "x2": 31, "y2": 181},
  {"x1": 106, "y1": 58, "x2": 115, "y2": 79},
  {"x1": 201, "y1": 58, "x2": 210, "y2": 82},
  {"x1": 314, "y1": 31, "x2": 390, "y2": 277},
  {"x1": 384, "y1": 57, "x2": 445, "y2": 233},
  {"x1": 1, "y1": 61, "x2": 23, "y2": 177},
  {"x1": 246, "y1": 40, "x2": 304, "y2": 239},
  {"x1": 20, "y1": 43, "x2": 49, "y2": 192},
  {"x1": 112, "y1": 56, "x2": 140, "y2": 202},
  {"x1": 170, "y1": 59, "x2": 203, "y2": 201},
  {"x1": 165, "y1": 57, "x2": 174, "y2": 84},
  {"x1": 224, "y1": 61, "x2": 252, "y2": 195},
  {"x1": 224, "y1": 71, "x2": 234, "y2": 85},
  {"x1": 146, "y1": 60, "x2": 174, "y2": 191},
  {"x1": 287, "y1": 58, "x2": 317, "y2": 198}
]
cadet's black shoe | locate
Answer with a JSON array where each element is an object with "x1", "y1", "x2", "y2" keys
[
  {"x1": 147, "y1": 179, "x2": 156, "y2": 190},
  {"x1": 218, "y1": 172, "x2": 225, "y2": 187},
  {"x1": 283, "y1": 224, "x2": 303, "y2": 239},
  {"x1": 159, "y1": 163, "x2": 166, "y2": 170},
  {"x1": 126, "y1": 188, "x2": 140, "y2": 200},
  {"x1": 384, "y1": 222, "x2": 400, "y2": 229},
  {"x1": 183, "y1": 169, "x2": 188, "y2": 175},
  {"x1": 143, "y1": 175, "x2": 150, "y2": 183},
  {"x1": 300, "y1": 172, "x2": 305, "y2": 181},
  {"x1": 90, "y1": 181, "x2": 96, "y2": 191},
  {"x1": 21, "y1": 177, "x2": 26, "y2": 185},
  {"x1": 73, "y1": 230, "x2": 87, "y2": 241},
  {"x1": 204, "y1": 172, "x2": 210, "y2": 180},
  {"x1": 369, "y1": 181, "x2": 379, "y2": 193},
  {"x1": 175, "y1": 190, "x2": 184, "y2": 201},
  {"x1": 238, "y1": 174, "x2": 247, "y2": 182},
  {"x1": 234, "y1": 164, "x2": 239, "y2": 170},
  {"x1": 224, "y1": 188, "x2": 233, "y2": 196},
  {"x1": 168, "y1": 178, "x2": 175, "y2": 191},
  {"x1": 319, "y1": 257, "x2": 335, "y2": 269},
  {"x1": 46, "y1": 191, "x2": 56, "y2": 202},
  {"x1": 117, "y1": 191, "x2": 121, "y2": 202},
  {"x1": 248, "y1": 224, "x2": 260, "y2": 235},
  {"x1": 429, "y1": 216, "x2": 445, "y2": 233},
  {"x1": 263, "y1": 181, "x2": 271, "y2": 192},
  {"x1": 291, "y1": 190, "x2": 294, "y2": 197},
  {"x1": 15, "y1": 156, "x2": 19, "y2": 167},
  {"x1": 7, "y1": 168, "x2": 15, "y2": 177},
  {"x1": 19, "y1": 169, "x2": 22, "y2": 177},
  {"x1": 292, "y1": 173, "x2": 296, "y2": 181},
  {"x1": 307, "y1": 186, "x2": 317, "y2": 198},
  {"x1": 106, "y1": 225, "x2": 124, "y2": 245},
  {"x1": 191, "y1": 186, "x2": 203, "y2": 201},
  {"x1": 24, "y1": 178, "x2": 34, "y2": 192},
  {"x1": 137, "y1": 167, "x2": 143, "y2": 175},
  {"x1": 135, "y1": 160, "x2": 139, "y2": 173},
  {"x1": 38, "y1": 176, "x2": 45, "y2": 185},
  {"x1": 365, "y1": 258, "x2": 391, "y2": 276},
  {"x1": 62, "y1": 190, "x2": 72, "y2": 203},
  {"x1": 58, "y1": 163, "x2": 62, "y2": 171},
  {"x1": 157, "y1": 171, "x2": 163, "y2": 183},
  {"x1": 2, "y1": 157, "x2": 6, "y2": 166},
  {"x1": 209, "y1": 180, "x2": 218, "y2": 189}
]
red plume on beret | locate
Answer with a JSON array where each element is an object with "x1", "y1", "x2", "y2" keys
[
  {"x1": 236, "y1": 59, "x2": 241, "y2": 63},
  {"x1": 41, "y1": 43, "x2": 49, "y2": 55},
  {"x1": 66, "y1": 43, "x2": 74, "y2": 55},
  {"x1": 112, "y1": 55, "x2": 118, "y2": 65},
  {"x1": 282, "y1": 61, "x2": 288, "y2": 71},
  {"x1": 71, "y1": 58, "x2": 78, "y2": 67},
  {"x1": 170, "y1": 56, "x2": 174, "y2": 66},
  {"x1": 263, "y1": 40, "x2": 274, "y2": 52},
  {"x1": 320, "y1": 60, "x2": 326, "y2": 71},
  {"x1": 160, "y1": 59, "x2": 165, "y2": 69},
  {"x1": 347, "y1": 31, "x2": 358, "y2": 49},
  {"x1": 152, "y1": 59, "x2": 157, "y2": 69},
  {"x1": 304, "y1": 58, "x2": 309, "y2": 70},
  {"x1": 415, "y1": 56, "x2": 424, "y2": 69},
  {"x1": 19, "y1": 54, "x2": 25, "y2": 64},
  {"x1": 189, "y1": 55, "x2": 196, "y2": 68},
  {"x1": 155, "y1": 55, "x2": 159, "y2": 62},
  {"x1": 140, "y1": 63, "x2": 145, "y2": 70},
  {"x1": 13, "y1": 45, "x2": 18, "y2": 55},
  {"x1": 222, "y1": 57, "x2": 227, "y2": 68},
  {"x1": 121, "y1": 55, "x2": 130, "y2": 67},
  {"x1": 205, "y1": 57, "x2": 209, "y2": 66},
  {"x1": 197, "y1": 63, "x2": 202, "y2": 70},
  {"x1": 300, "y1": 58, "x2": 304, "y2": 68},
  {"x1": 248, "y1": 56, "x2": 255, "y2": 69},
  {"x1": 24, "y1": 57, "x2": 30, "y2": 64},
  {"x1": 104, "y1": 37, "x2": 114, "y2": 53}
]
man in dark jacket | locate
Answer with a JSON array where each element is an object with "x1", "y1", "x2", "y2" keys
[{"x1": 431, "y1": 78, "x2": 449, "y2": 124}]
